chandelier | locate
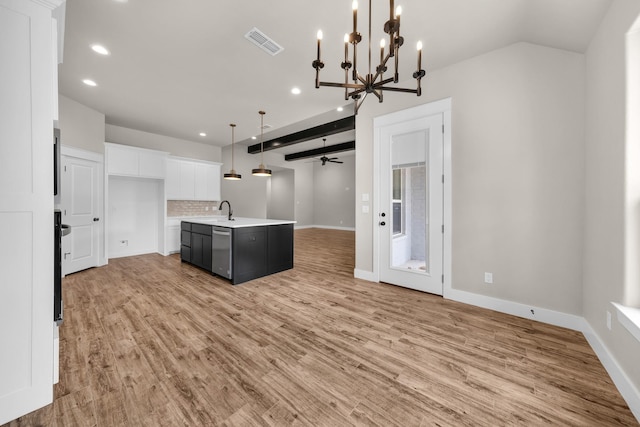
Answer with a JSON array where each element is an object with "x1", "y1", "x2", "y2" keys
[{"x1": 312, "y1": 0, "x2": 425, "y2": 114}]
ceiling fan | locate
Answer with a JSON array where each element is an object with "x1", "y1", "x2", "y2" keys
[{"x1": 313, "y1": 139, "x2": 343, "y2": 166}]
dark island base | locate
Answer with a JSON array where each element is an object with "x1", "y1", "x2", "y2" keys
[{"x1": 180, "y1": 222, "x2": 293, "y2": 285}]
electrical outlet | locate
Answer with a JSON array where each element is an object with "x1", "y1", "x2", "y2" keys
[
  {"x1": 607, "y1": 311, "x2": 612, "y2": 330},
  {"x1": 484, "y1": 272, "x2": 493, "y2": 284}
]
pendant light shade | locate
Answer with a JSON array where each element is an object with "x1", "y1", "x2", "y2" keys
[
  {"x1": 223, "y1": 123, "x2": 242, "y2": 180},
  {"x1": 252, "y1": 110, "x2": 272, "y2": 177}
]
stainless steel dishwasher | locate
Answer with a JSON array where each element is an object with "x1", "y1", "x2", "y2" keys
[{"x1": 212, "y1": 226, "x2": 232, "y2": 279}]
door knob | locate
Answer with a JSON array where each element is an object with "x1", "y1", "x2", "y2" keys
[
  {"x1": 379, "y1": 221, "x2": 386, "y2": 226},
  {"x1": 93, "y1": 218, "x2": 100, "y2": 222},
  {"x1": 380, "y1": 213, "x2": 386, "y2": 217}
]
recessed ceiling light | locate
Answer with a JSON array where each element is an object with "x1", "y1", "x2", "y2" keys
[
  {"x1": 82, "y1": 79, "x2": 97, "y2": 87},
  {"x1": 251, "y1": 136, "x2": 257, "y2": 140},
  {"x1": 199, "y1": 132, "x2": 207, "y2": 137},
  {"x1": 337, "y1": 106, "x2": 344, "y2": 112},
  {"x1": 91, "y1": 44, "x2": 110, "y2": 55},
  {"x1": 113, "y1": 0, "x2": 128, "y2": 3},
  {"x1": 291, "y1": 87, "x2": 301, "y2": 95}
]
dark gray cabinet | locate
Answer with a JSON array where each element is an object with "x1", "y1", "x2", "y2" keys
[
  {"x1": 232, "y1": 227, "x2": 268, "y2": 284},
  {"x1": 180, "y1": 221, "x2": 293, "y2": 284},
  {"x1": 180, "y1": 222, "x2": 192, "y2": 263},
  {"x1": 267, "y1": 224, "x2": 294, "y2": 274}
]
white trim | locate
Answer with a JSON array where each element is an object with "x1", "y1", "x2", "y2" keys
[
  {"x1": 31, "y1": 0, "x2": 65, "y2": 10},
  {"x1": 354, "y1": 268, "x2": 377, "y2": 282},
  {"x1": 583, "y1": 323, "x2": 640, "y2": 422},
  {"x1": 373, "y1": 97, "x2": 453, "y2": 291},
  {"x1": 61, "y1": 145, "x2": 103, "y2": 163},
  {"x1": 168, "y1": 154, "x2": 222, "y2": 166},
  {"x1": 445, "y1": 288, "x2": 585, "y2": 331},
  {"x1": 612, "y1": 302, "x2": 640, "y2": 343},
  {"x1": 442, "y1": 104, "x2": 453, "y2": 300},
  {"x1": 108, "y1": 250, "x2": 165, "y2": 259},
  {"x1": 60, "y1": 146, "x2": 107, "y2": 267},
  {"x1": 294, "y1": 224, "x2": 355, "y2": 231}
]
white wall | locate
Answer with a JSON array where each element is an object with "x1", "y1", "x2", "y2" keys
[
  {"x1": 107, "y1": 176, "x2": 162, "y2": 258},
  {"x1": 584, "y1": 0, "x2": 640, "y2": 401},
  {"x1": 356, "y1": 42, "x2": 586, "y2": 315},
  {"x1": 312, "y1": 154, "x2": 356, "y2": 229},
  {"x1": 106, "y1": 124, "x2": 221, "y2": 162},
  {"x1": 58, "y1": 95, "x2": 105, "y2": 152},
  {"x1": 267, "y1": 169, "x2": 295, "y2": 220},
  {"x1": 220, "y1": 144, "x2": 315, "y2": 225}
]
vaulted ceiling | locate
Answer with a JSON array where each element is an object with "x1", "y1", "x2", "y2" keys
[{"x1": 59, "y1": 0, "x2": 611, "y2": 155}]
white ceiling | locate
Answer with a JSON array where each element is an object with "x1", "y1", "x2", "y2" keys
[{"x1": 59, "y1": 0, "x2": 611, "y2": 155}]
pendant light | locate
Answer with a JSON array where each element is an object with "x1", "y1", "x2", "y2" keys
[
  {"x1": 251, "y1": 110, "x2": 272, "y2": 177},
  {"x1": 223, "y1": 123, "x2": 241, "y2": 180}
]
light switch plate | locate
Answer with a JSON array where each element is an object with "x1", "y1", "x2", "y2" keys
[
  {"x1": 362, "y1": 205, "x2": 370, "y2": 213},
  {"x1": 362, "y1": 193, "x2": 369, "y2": 202}
]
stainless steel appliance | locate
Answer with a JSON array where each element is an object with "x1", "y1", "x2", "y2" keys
[{"x1": 212, "y1": 226, "x2": 232, "y2": 279}]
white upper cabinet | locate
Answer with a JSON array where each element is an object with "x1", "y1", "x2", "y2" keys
[
  {"x1": 179, "y1": 161, "x2": 196, "y2": 199},
  {"x1": 166, "y1": 156, "x2": 221, "y2": 201},
  {"x1": 165, "y1": 158, "x2": 180, "y2": 199},
  {"x1": 105, "y1": 143, "x2": 167, "y2": 179},
  {"x1": 139, "y1": 150, "x2": 166, "y2": 178}
]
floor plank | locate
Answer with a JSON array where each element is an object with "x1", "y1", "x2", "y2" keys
[{"x1": 3, "y1": 228, "x2": 637, "y2": 426}]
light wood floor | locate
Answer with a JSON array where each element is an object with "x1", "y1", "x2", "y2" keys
[{"x1": 4, "y1": 228, "x2": 637, "y2": 426}]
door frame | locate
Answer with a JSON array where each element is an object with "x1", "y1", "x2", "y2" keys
[
  {"x1": 373, "y1": 98, "x2": 452, "y2": 297},
  {"x1": 60, "y1": 145, "x2": 106, "y2": 269}
]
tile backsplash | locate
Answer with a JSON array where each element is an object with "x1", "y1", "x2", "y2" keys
[{"x1": 167, "y1": 200, "x2": 219, "y2": 217}]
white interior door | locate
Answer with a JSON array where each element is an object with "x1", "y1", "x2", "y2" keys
[
  {"x1": 378, "y1": 113, "x2": 444, "y2": 295},
  {"x1": 61, "y1": 155, "x2": 100, "y2": 275}
]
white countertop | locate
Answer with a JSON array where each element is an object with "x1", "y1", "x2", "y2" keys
[{"x1": 182, "y1": 217, "x2": 296, "y2": 229}]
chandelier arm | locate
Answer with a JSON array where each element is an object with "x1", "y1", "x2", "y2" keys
[
  {"x1": 376, "y1": 86, "x2": 419, "y2": 94},
  {"x1": 371, "y1": 88, "x2": 383, "y2": 102},
  {"x1": 371, "y1": 77, "x2": 396, "y2": 88},
  {"x1": 349, "y1": 86, "x2": 367, "y2": 97},
  {"x1": 319, "y1": 81, "x2": 365, "y2": 89}
]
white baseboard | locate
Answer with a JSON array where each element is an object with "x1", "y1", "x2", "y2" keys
[
  {"x1": 354, "y1": 268, "x2": 376, "y2": 282},
  {"x1": 295, "y1": 224, "x2": 356, "y2": 231},
  {"x1": 444, "y1": 288, "x2": 585, "y2": 331},
  {"x1": 582, "y1": 324, "x2": 640, "y2": 422}
]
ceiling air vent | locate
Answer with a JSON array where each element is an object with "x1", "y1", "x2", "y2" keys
[{"x1": 245, "y1": 27, "x2": 284, "y2": 56}]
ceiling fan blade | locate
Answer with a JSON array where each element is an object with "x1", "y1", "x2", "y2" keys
[{"x1": 328, "y1": 159, "x2": 343, "y2": 164}]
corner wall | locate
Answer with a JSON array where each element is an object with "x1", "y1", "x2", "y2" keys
[
  {"x1": 58, "y1": 95, "x2": 105, "y2": 152},
  {"x1": 356, "y1": 42, "x2": 586, "y2": 315},
  {"x1": 584, "y1": 0, "x2": 640, "y2": 403}
]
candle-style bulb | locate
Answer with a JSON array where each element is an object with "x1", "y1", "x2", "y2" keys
[
  {"x1": 380, "y1": 39, "x2": 386, "y2": 48},
  {"x1": 344, "y1": 33, "x2": 350, "y2": 43},
  {"x1": 395, "y1": 5, "x2": 402, "y2": 17},
  {"x1": 352, "y1": 0, "x2": 358, "y2": 10},
  {"x1": 317, "y1": 30, "x2": 323, "y2": 40},
  {"x1": 417, "y1": 40, "x2": 423, "y2": 51}
]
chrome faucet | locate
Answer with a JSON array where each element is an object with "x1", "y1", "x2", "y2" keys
[{"x1": 219, "y1": 200, "x2": 234, "y2": 221}]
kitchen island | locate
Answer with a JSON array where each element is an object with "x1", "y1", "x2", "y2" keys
[{"x1": 180, "y1": 217, "x2": 295, "y2": 284}]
